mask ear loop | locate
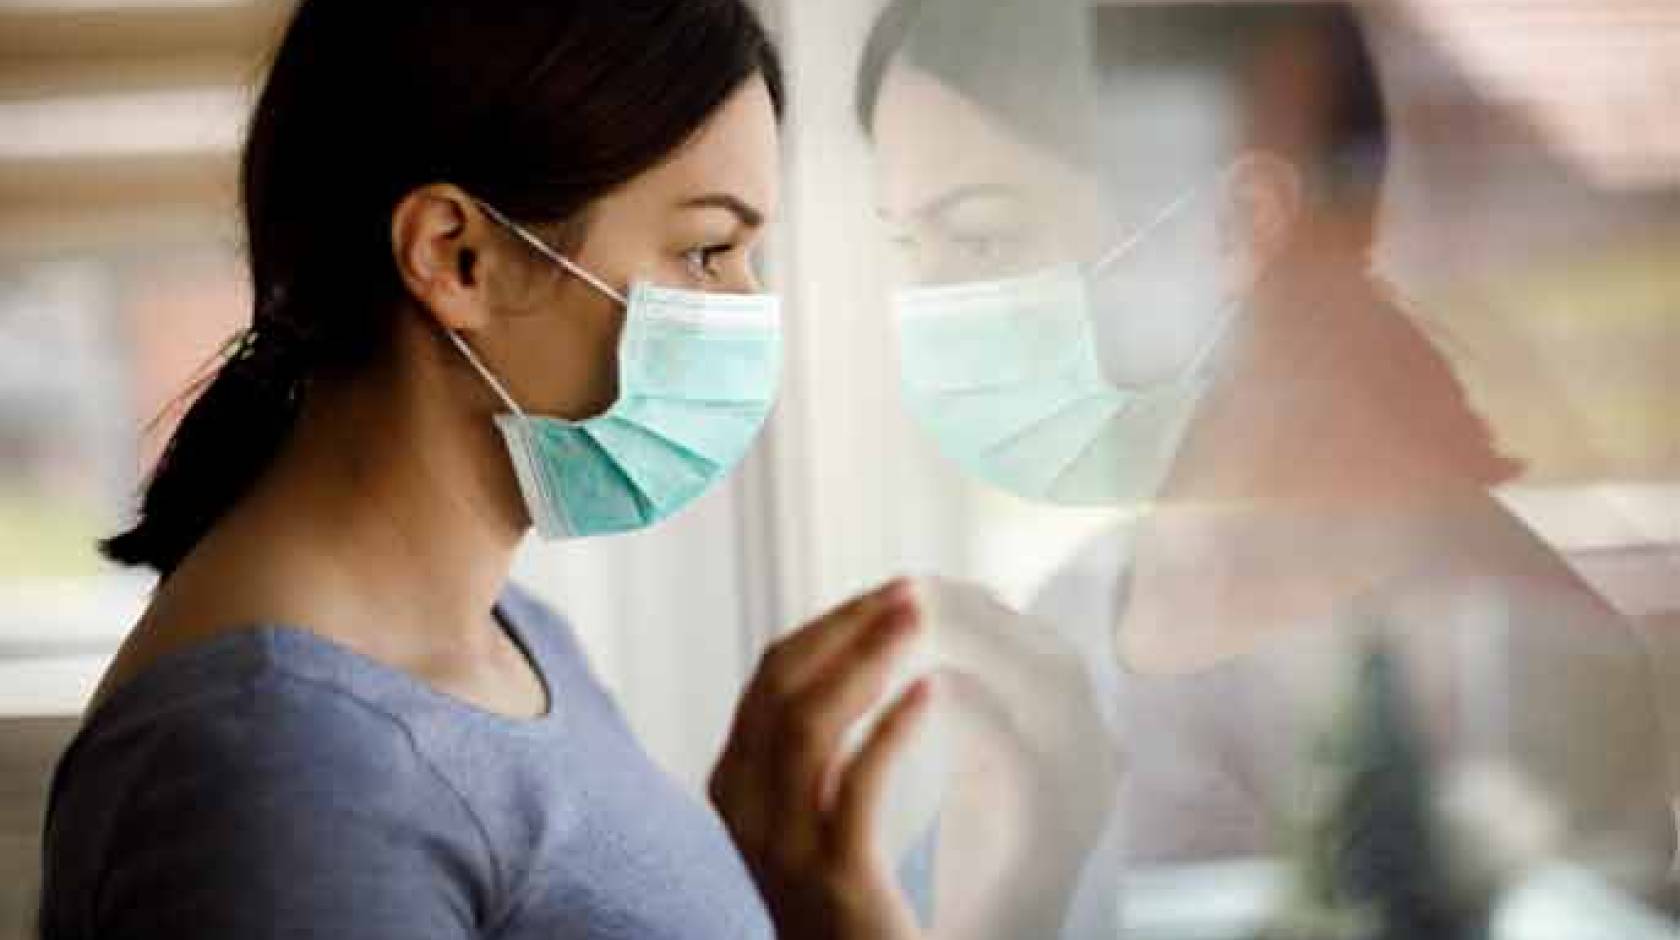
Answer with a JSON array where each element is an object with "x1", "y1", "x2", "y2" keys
[
  {"x1": 446, "y1": 197, "x2": 634, "y2": 417},
  {"x1": 1177, "y1": 295, "x2": 1242, "y2": 382},
  {"x1": 1085, "y1": 180, "x2": 1206, "y2": 278},
  {"x1": 471, "y1": 198, "x2": 627, "y2": 307},
  {"x1": 1083, "y1": 174, "x2": 1245, "y2": 386},
  {"x1": 446, "y1": 331, "x2": 527, "y2": 418}
]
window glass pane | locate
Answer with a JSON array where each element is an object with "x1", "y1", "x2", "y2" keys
[{"x1": 825, "y1": 0, "x2": 1680, "y2": 931}]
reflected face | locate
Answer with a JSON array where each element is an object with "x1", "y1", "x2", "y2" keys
[
  {"x1": 873, "y1": 64, "x2": 1104, "y2": 286},
  {"x1": 871, "y1": 62, "x2": 1244, "y2": 388}
]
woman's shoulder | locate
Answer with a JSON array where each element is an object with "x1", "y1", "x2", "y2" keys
[
  {"x1": 50, "y1": 625, "x2": 515, "y2": 885},
  {"x1": 42, "y1": 629, "x2": 498, "y2": 939},
  {"x1": 50, "y1": 582, "x2": 592, "y2": 846},
  {"x1": 55, "y1": 628, "x2": 451, "y2": 808}
]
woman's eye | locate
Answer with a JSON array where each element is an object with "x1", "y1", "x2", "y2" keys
[
  {"x1": 887, "y1": 231, "x2": 919, "y2": 257},
  {"x1": 683, "y1": 244, "x2": 732, "y2": 281},
  {"x1": 953, "y1": 233, "x2": 1012, "y2": 263}
]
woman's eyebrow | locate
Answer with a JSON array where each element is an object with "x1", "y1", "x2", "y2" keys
[
  {"x1": 678, "y1": 193, "x2": 764, "y2": 228},
  {"x1": 912, "y1": 183, "x2": 1026, "y2": 225},
  {"x1": 876, "y1": 184, "x2": 1027, "y2": 230}
]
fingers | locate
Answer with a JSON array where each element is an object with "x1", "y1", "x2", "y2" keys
[
  {"x1": 774, "y1": 602, "x2": 923, "y2": 819},
  {"x1": 761, "y1": 578, "x2": 917, "y2": 693},
  {"x1": 829, "y1": 676, "x2": 935, "y2": 864},
  {"x1": 711, "y1": 584, "x2": 938, "y2": 940},
  {"x1": 917, "y1": 579, "x2": 1080, "y2": 725},
  {"x1": 713, "y1": 577, "x2": 920, "y2": 859},
  {"x1": 732, "y1": 578, "x2": 916, "y2": 767}
]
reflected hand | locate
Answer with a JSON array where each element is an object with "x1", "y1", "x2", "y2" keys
[
  {"x1": 918, "y1": 576, "x2": 1119, "y2": 940},
  {"x1": 711, "y1": 578, "x2": 933, "y2": 940}
]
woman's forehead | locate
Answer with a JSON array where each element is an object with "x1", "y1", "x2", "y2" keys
[
  {"x1": 630, "y1": 79, "x2": 782, "y2": 221},
  {"x1": 872, "y1": 65, "x2": 1090, "y2": 224}
]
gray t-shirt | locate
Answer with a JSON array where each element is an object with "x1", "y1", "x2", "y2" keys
[
  {"x1": 1027, "y1": 523, "x2": 1675, "y2": 937},
  {"x1": 38, "y1": 583, "x2": 772, "y2": 940},
  {"x1": 1029, "y1": 525, "x2": 1674, "y2": 870}
]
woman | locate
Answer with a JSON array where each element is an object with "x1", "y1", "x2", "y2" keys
[{"x1": 40, "y1": 2, "x2": 929, "y2": 938}]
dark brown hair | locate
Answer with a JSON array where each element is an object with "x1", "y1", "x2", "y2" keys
[
  {"x1": 104, "y1": 0, "x2": 784, "y2": 575},
  {"x1": 857, "y1": 0, "x2": 1387, "y2": 197}
]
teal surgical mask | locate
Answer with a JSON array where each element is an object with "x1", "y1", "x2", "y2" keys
[
  {"x1": 449, "y1": 200, "x2": 781, "y2": 539},
  {"x1": 894, "y1": 183, "x2": 1237, "y2": 505}
]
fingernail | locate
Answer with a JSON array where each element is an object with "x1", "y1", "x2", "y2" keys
[
  {"x1": 910, "y1": 675, "x2": 935, "y2": 703},
  {"x1": 881, "y1": 577, "x2": 913, "y2": 601},
  {"x1": 888, "y1": 579, "x2": 922, "y2": 612},
  {"x1": 883, "y1": 604, "x2": 920, "y2": 635}
]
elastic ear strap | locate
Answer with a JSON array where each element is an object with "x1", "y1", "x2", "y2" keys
[
  {"x1": 446, "y1": 330, "x2": 527, "y2": 418},
  {"x1": 1088, "y1": 179, "x2": 1206, "y2": 277},
  {"x1": 472, "y1": 198, "x2": 627, "y2": 307},
  {"x1": 1179, "y1": 296, "x2": 1243, "y2": 383}
]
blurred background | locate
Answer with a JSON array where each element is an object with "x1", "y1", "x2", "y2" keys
[{"x1": 0, "y1": 0, "x2": 1676, "y2": 937}]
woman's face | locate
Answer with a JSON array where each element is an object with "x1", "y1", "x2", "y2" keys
[
  {"x1": 872, "y1": 63, "x2": 1105, "y2": 288},
  {"x1": 480, "y1": 77, "x2": 782, "y2": 420},
  {"x1": 871, "y1": 63, "x2": 1252, "y2": 389}
]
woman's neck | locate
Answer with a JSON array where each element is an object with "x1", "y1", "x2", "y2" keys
[
  {"x1": 155, "y1": 321, "x2": 528, "y2": 663},
  {"x1": 1165, "y1": 241, "x2": 1468, "y2": 505},
  {"x1": 1116, "y1": 241, "x2": 1529, "y2": 674}
]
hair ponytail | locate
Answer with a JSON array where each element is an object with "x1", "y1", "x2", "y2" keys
[
  {"x1": 99, "y1": 0, "x2": 782, "y2": 575},
  {"x1": 101, "y1": 314, "x2": 311, "y2": 576}
]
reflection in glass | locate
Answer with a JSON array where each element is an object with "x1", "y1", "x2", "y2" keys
[{"x1": 859, "y1": 0, "x2": 1678, "y2": 936}]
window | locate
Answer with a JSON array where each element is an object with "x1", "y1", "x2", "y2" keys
[{"x1": 768, "y1": 0, "x2": 1680, "y2": 931}]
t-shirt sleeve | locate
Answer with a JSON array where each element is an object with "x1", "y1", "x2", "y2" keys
[
  {"x1": 1495, "y1": 588, "x2": 1678, "y2": 879},
  {"x1": 84, "y1": 674, "x2": 495, "y2": 939}
]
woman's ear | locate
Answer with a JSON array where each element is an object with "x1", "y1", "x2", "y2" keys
[
  {"x1": 391, "y1": 184, "x2": 493, "y2": 332},
  {"x1": 1216, "y1": 151, "x2": 1303, "y2": 289}
]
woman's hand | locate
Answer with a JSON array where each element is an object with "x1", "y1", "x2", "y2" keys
[{"x1": 710, "y1": 578, "x2": 932, "y2": 940}]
